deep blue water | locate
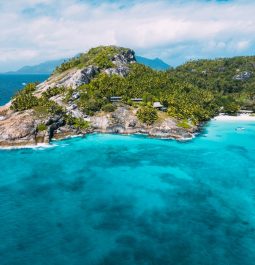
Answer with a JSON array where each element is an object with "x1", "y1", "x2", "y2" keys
[
  {"x1": 0, "y1": 74, "x2": 49, "y2": 105},
  {"x1": 0, "y1": 120, "x2": 255, "y2": 265}
]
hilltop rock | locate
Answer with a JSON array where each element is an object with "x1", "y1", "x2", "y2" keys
[{"x1": 112, "y1": 49, "x2": 136, "y2": 66}]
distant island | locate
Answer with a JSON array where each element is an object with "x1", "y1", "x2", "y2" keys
[
  {"x1": 0, "y1": 45, "x2": 254, "y2": 147},
  {"x1": 4, "y1": 55, "x2": 170, "y2": 75}
]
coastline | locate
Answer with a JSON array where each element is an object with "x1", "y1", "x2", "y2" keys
[
  {"x1": 0, "y1": 131, "x2": 195, "y2": 150},
  {"x1": 213, "y1": 114, "x2": 255, "y2": 121},
  {"x1": 1, "y1": 114, "x2": 254, "y2": 150}
]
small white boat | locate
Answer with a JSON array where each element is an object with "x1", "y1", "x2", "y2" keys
[
  {"x1": 22, "y1": 82, "x2": 26, "y2": 86},
  {"x1": 235, "y1": 127, "x2": 245, "y2": 131}
]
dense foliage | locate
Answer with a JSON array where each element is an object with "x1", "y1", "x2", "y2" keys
[
  {"x1": 75, "y1": 64, "x2": 219, "y2": 124},
  {"x1": 11, "y1": 83, "x2": 64, "y2": 117},
  {"x1": 65, "y1": 115, "x2": 90, "y2": 130},
  {"x1": 170, "y1": 56, "x2": 255, "y2": 110},
  {"x1": 10, "y1": 83, "x2": 38, "y2": 111},
  {"x1": 137, "y1": 106, "x2": 158, "y2": 125}
]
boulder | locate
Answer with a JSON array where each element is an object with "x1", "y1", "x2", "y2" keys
[
  {"x1": 57, "y1": 66, "x2": 99, "y2": 88},
  {"x1": 104, "y1": 66, "x2": 130, "y2": 77},
  {"x1": 233, "y1": 71, "x2": 252, "y2": 81},
  {"x1": 0, "y1": 110, "x2": 37, "y2": 146},
  {"x1": 112, "y1": 49, "x2": 136, "y2": 66}
]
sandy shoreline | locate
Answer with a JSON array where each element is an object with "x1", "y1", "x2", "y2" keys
[{"x1": 213, "y1": 114, "x2": 255, "y2": 121}]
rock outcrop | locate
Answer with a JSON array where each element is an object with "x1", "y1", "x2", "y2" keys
[
  {"x1": 0, "y1": 109, "x2": 38, "y2": 146},
  {"x1": 36, "y1": 48, "x2": 135, "y2": 92},
  {"x1": 88, "y1": 106, "x2": 195, "y2": 139},
  {"x1": 36, "y1": 65, "x2": 99, "y2": 92},
  {"x1": 0, "y1": 103, "x2": 195, "y2": 147}
]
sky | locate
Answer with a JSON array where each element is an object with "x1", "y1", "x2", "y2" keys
[{"x1": 0, "y1": 0, "x2": 255, "y2": 71}]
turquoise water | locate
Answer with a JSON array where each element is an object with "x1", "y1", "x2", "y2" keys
[
  {"x1": 0, "y1": 120, "x2": 255, "y2": 265},
  {"x1": 0, "y1": 74, "x2": 49, "y2": 105}
]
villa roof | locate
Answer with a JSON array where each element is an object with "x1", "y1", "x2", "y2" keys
[
  {"x1": 110, "y1": 96, "x2": 122, "y2": 99},
  {"x1": 131, "y1": 98, "x2": 143, "y2": 101},
  {"x1": 239, "y1": 110, "x2": 253, "y2": 113},
  {"x1": 153, "y1": 102, "x2": 163, "y2": 108}
]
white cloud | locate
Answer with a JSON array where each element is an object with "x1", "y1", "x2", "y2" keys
[
  {"x1": 0, "y1": 49, "x2": 39, "y2": 62},
  {"x1": 0, "y1": 0, "x2": 255, "y2": 70},
  {"x1": 236, "y1": 40, "x2": 250, "y2": 50}
]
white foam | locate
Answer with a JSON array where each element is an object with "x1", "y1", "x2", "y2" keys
[{"x1": 0, "y1": 143, "x2": 54, "y2": 150}]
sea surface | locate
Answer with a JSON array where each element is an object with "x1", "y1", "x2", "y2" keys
[
  {"x1": 0, "y1": 74, "x2": 49, "y2": 105},
  {"x1": 0, "y1": 120, "x2": 255, "y2": 265}
]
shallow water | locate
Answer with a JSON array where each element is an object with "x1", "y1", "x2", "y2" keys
[{"x1": 0, "y1": 120, "x2": 255, "y2": 265}]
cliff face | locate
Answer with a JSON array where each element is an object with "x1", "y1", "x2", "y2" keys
[
  {"x1": 0, "y1": 46, "x2": 196, "y2": 147},
  {"x1": 89, "y1": 106, "x2": 195, "y2": 139}
]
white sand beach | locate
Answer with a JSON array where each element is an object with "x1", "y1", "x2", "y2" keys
[{"x1": 213, "y1": 114, "x2": 255, "y2": 121}]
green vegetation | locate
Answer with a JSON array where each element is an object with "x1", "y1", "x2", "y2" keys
[
  {"x1": 10, "y1": 83, "x2": 38, "y2": 111},
  {"x1": 54, "y1": 46, "x2": 130, "y2": 73},
  {"x1": 37, "y1": 123, "x2": 47, "y2": 131},
  {"x1": 177, "y1": 120, "x2": 191, "y2": 129},
  {"x1": 53, "y1": 47, "x2": 255, "y2": 123},
  {"x1": 75, "y1": 64, "x2": 219, "y2": 123},
  {"x1": 65, "y1": 115, "x2": 90, "y2": 130},
  {"x1": 101, "y1": 103, "x2": 116, "y2": 112},
  {"x1": 137, "y1": 106, "x2": 158, "y2": 125},
  {"x1": 41, "y1": 86, "x2": 65, "y2": 99},
  {"x1": 11, "y1": 47, "x2": 255, "y2": 128},
  {"x1": 11, "y1": 83, "x2": 64, "y2": 117},
  {"x1": 170, "y1": 56, "x2": 255, "y2": 111}
]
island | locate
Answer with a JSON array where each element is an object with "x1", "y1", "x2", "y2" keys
[{"x1": 0, "y1": 46, "x2": 254, "y2": 147}]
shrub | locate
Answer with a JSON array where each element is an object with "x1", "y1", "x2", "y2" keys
[
  {"x1": 78, "y1": 97, "x2": 103, "y2": 115},
  {"x1": 137, "y1": 106, "x2": 158, "y2": 125},
  {"x1": 223, "y1": 101, "x2": 240, "y2": 115},
  {"x1": 37, "y1": 123, "x2": 47, "y2": 131},
  {"x1": 64, "y1": 88, "x2": 74, "y2": 103},
  {"x1": 10, "y1": 83, "x2": 38, "y2": 111},
  {"x1": 177, "y1": 120, "x2": 191, "y2": 129},
  {"x1": 65, "y1": 115, "x2": 90, "y2": 130},
  {"x1": 41, "y1": 87, "x2": 65, "y2": 99},
  {"x1": 11, "y1": 93, "x2": 39, "y2": 111},
  {"x1": 102, "y1": 103, "x2": 116, "y2": 112}
]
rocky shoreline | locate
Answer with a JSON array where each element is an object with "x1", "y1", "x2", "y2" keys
[{"x1": 0, "y1": 104, "x2": 197, "y2": 148}]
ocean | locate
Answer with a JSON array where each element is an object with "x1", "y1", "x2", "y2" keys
[
  {"x1": 0, "y1": 120, "x2": 255, "y2": 265},
  {"x1": 0, "y1": 74, "x2": 49, "y2": 105}
]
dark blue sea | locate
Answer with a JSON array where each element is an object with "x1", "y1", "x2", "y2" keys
[
  {"x1": 0, "y1": 74, "x2": 49, "y2": 105},
  {"x1": 0, "y1": 119, "x2": 255, "y2": 265}
]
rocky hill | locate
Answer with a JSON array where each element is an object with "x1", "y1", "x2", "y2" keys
[
  {"x1": 0, "y1": 46, "x2": 195, "y2": 147},
  {"x1": 1, "y1": 46, "x2": 254, "y2": 147}
]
